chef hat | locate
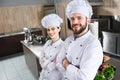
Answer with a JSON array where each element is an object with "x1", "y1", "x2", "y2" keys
[
  {"x1": 66, "y1": 0, "x2": 93, "y2": 19},
  {"x1": 41, "y1": 14, "x2": 63, "y2": 28}
]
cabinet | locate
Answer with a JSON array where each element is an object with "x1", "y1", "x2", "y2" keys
[
  {"x1": 0, "y1": 28, "x2": 42, "y2": 57},
  {"x1": 21, "y1": 40, "x2": 43, "y2": 79},
  {"x1": 22, "y1": 44, "x2": 41, "y2": 79},
  {"x1": 102, "y1": 31, "x2": 117, "y2": 54},
  {"x1": 117, "y1": 37, "x2": 120, "y2": 55},
  {"x1": 102, "y1": 31, "x2": 120, "y2": 56},
  {"x1": 0, "y1": 33, "x2": 24, "y2": 57}
]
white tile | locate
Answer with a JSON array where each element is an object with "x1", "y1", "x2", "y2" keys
[
  {"x1": 18, "y1": 67, "x2": 31, "y2": 78},
  {"x1": 11, "y1": 55, "x2": 27, "y2": 71},
  {"x1": 0, "y1": 61, "x2": 3, "y2": 71},
  {"x1": 0, "y1": 73, "x2": 8, "y2": 80},
  {"x1": 0, "y1": 68, "x2": 8, "y2": 80},
  {"x1": 14, "y1": 63, "x2": 28, "y2": 72},
  {"x1": 5, "y1": 71, "x2": 20, "y2": 80},
  {"x1": 8, "y1": 76, "x2": 22, "y2": 80},
  {"x1": 2, "y1": 56, "x2": 20, "y2": 80},
  {"x1": 0, "y1": 61, "x2": 8, "y2": 80},
  {"x1": 0, "y1": 52, "x2": 37, "y2": 80},
  {"x1": 3, "y1": 61, "x2": 16, "y2": 73},
  {"x1": 21, "y1": 73, "x2": 37, "y2": 80}
]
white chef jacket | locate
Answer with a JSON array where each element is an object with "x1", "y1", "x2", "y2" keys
[
  {"x1": 39, "y1": 38, "x2": 64, "y2": 80},
  {"x1": 56, "y1": 30, "x2": 103, "y2": 80}
]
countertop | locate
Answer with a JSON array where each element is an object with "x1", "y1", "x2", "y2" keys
[
  {"x1": 21, "y1": 41, "x2": 43, "y2": 58},
  {"x1": 0, "y1": 28, "x2": 42, "y2": 38}
]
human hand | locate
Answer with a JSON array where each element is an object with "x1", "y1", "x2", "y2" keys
[
  {"x1": 43, "y1": 56, "x2": 47, "y2": 62},
  {"x1": 52, "y1": 58, "x2": 56, "y2": 63},
  {"x1": 62, "y1": 58, "x2": 69, "y2": 69},
  {"x1": 103, "y1": 55, "x2": 110, "y2": 63}
]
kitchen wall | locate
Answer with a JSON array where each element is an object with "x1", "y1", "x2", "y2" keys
[
  {"x1": 0, "y1": 0, "x2": 54, "y2": 7},
  {"x1": 0, "y1": 0, "x2": 54, "y2": 34},
  {"x1": 0, "y1": 5, "x2": 44, "y2": 34},
  {"x1": 97, "y1": 0, "x2": 120, "y2": 15},
  {"x1": 54, "y1": 1, "x2": 73, "y2": 40}
]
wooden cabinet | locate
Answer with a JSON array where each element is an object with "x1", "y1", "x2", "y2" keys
[
  {"x1": 0, "y1": 33, "x2": 24, "y2": 57},
  {"x1": 0, "y1": 29, "x2": 42, "y2": 57}
]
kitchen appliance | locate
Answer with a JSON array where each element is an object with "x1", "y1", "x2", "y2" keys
[
  {"x1": 32, "y1": 35, "x2": 46, "y2": 45},
  {"x1": 23, "y1": 27, "x2": 32, "y2": 43},
  {"x1": 23, "y1": 27, "x2": 46, "y2": 45}
]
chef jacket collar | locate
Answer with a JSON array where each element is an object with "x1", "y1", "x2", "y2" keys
[
  {"x1": 49, "y1": 38, "x2": 63, "y2": 47},
  {"x1": 73, "y1": 30, "x2": 91, "y2": 43}
]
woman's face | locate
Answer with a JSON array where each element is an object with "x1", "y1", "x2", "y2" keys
[{"x1": 47, "y1": 26, "x2": 61, "y2": 39}]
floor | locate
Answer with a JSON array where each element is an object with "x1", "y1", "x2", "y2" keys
[
  {"x1": 0, "y1": 52, "x2": 120, "y2": 80},
  {"x1": 0, "y1": 52, "x2": 37, "y2": 80}
]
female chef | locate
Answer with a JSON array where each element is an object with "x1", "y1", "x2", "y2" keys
[{"x1": 39, "y1": 14, "x2": 64, "y2": 80}]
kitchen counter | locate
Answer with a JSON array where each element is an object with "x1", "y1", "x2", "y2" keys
[
  {"x1": 0, "y1": 32, "x2": 24, "y2": 38},
  {"x1": 21, "y1": 41, "x2": 43, "y2": 79},
  {"x1": 21, "y1": 41, "x2": 43, "y2": 58},
  {"x1": 0, "y1": 28, "x2": 41, "y2": 38}
]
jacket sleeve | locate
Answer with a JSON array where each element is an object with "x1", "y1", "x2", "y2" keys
[
  {"x1": 65, "y1": 42, "x2": 103, "y2": 80},
  {"x1": 56, "y1": 45, "x2": 66, "y2": 73}
]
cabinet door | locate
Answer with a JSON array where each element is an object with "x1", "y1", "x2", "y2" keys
[
  {"x1": 102, "y1": 32, "x2": 117, "y2": 54},
  {"x1": 117, "y1": 37, "x2": 120, "y2": 55},
  {"x1": 23, "y1": 45, "x2": 41, "y2": 79}
]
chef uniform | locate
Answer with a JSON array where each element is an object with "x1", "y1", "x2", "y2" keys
[
  {"x1": 39, "y1": 14, "x2": 64, "y2": 80},
  {"x1": 56, "y1": 0, "x2": 103, "y2": 80}
]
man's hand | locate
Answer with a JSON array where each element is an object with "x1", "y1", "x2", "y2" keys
[
  {"x1": 43, "y1": 56, "x2": 47, "y2": 62},
  {"x1": 52, "y1": 58, "x2": 56, "y2": 63},
  {"x1": 63, "y1": 58, "x2": 69, "y2": 69}
]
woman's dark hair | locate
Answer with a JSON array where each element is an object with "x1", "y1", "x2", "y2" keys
[{"x1": 67, "y1": 18, "x2": 72, "y2": 30}]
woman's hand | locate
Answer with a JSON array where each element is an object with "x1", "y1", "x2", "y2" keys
[{"x1": 43, "y1": 56, "x2": 47, "y2": 62}]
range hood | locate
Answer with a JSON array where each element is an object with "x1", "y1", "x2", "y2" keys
[{"x1": 54, "y1": 0, "x2": 104, "y2": 6}]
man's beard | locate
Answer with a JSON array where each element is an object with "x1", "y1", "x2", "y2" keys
[{"x1": 71, "y1": 21, "x2": 87, "y2": 34}]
